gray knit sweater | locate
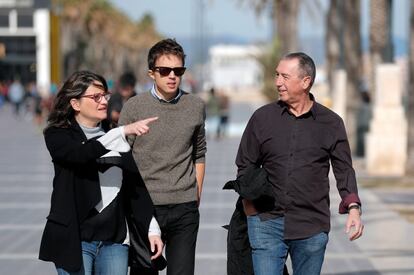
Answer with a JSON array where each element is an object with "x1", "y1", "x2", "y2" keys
[{"x1": 119, "y1": 91, "x2": 207, "y2": 205}]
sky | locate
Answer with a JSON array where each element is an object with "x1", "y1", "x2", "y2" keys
[
  {"x1": 108, "y1": 0, "x2": 324, "y2": 43},
  {"x1": 107, "y1": 0, "x2": 272, "y2": 42},
  {"x1": 108, "y1": 0, "x2": 409, "y2": 42}
]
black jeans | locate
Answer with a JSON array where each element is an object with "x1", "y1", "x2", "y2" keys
[{"x1": 132, "y1": 201, "x2": 200, "y2": 275}]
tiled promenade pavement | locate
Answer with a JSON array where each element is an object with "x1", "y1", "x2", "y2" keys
[
  {"x1": 0, "y1": 105, "x2": 55, "y2": 275},
  {"x1": 1, "y1": 100, "x2": 414, "y2": 275}
]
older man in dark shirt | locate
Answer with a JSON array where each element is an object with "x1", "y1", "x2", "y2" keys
[{"x1": 236, "y1": 52, "x2": 364, "y2": 275}]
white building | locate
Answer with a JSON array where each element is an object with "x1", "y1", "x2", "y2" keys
[
  {"x1": 208, "y1": 44, "x2": 263, "y2": 91},
  {"x1": 0, "y1": 0, "x2": 50, "y2": 90}
]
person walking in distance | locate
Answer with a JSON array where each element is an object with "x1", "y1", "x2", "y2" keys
[
  {"x1": 119, "y1": 38, "x2": 207, "y2": 275},
  {"x1": 106, "y1": 72, "x2": 137, "y2": 128},
  {"x1": 236, "y1": 52, "x2": 364, "y2": 275},
  {"x1": 8, "y1": 77, "x2": 25, "y2": 116},
  {"x1": 217, "y1": 91, "x2": 230, "y2": 139}
]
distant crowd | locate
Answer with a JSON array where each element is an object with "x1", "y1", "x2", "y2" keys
[{"x1": 0, "y1": 79, "x2": 55, "y2": 126}]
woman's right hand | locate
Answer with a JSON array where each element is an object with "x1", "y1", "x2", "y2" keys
[
  {"x1": 149, "y1": 235, "x2": 164, "y2": 260},
  {"x1": 123, "y1": 117, "x2": 158, "y2": 136}
]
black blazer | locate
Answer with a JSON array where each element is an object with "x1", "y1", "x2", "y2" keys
[{"x1": 38, "y1": 121, "x2": 158, "y2": 272}]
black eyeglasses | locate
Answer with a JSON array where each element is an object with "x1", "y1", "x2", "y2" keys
[
  {"x1": 153, "y1": 66, "x2": 186, "y2": 77},
  {"x1": 80, "y1": 92, "x2": 111, "y2": 103}
]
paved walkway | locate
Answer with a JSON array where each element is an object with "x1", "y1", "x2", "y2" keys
[{"x1": 0, "y1": 101, "x2": 413, "y2": 275}]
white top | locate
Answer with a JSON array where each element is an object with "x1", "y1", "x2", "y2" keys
[{"x1": 80, "y1": 124, "x2": 161, "y2": 237}]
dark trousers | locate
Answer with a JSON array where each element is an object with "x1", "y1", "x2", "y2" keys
[{"x1": 131, "y1": 201, "x2": 199, "y2": 275}]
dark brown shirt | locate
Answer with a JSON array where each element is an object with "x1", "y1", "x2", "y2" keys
[{"x1": 236, "y1": 96, "x2": 361, "y2": 240}]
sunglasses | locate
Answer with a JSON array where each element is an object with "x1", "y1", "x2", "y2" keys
[
  {"x1": 80, "y1": 92, "x2": 111, "y2": 103},
  {"x1": 153, "y1": 66, "x2": 186, "y2": 77}
]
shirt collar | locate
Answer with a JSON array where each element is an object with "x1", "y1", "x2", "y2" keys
[
  {"x1": 279, "y1": 93, "x2": 317, "y2": 119},
  {"x1": 150, "y1": 84, "x2": 182, "y2": 104}
]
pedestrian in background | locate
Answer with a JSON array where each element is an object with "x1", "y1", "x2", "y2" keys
[
  {"x1": 0, "y1": 80, "x2": 6, "y2": 109},
  {"x1": 106, "y1": 72, "x2": 137, "y2": 128},
  {"x1": 217, "y1": 91, "x2": 230, "y2": 139},
  {"x1": 236, "y1": 52, "x2": 364, "y2": 275},
  {"x1": 8, "y1": 77, "x2": 24, "y2": 116},
  {"x1": 206, "y1": 87, "x2": 220, "y2": 138},
  {"x1": 356, "y1": 89, "x2": 372, "y2": 157},
  {"x1": 38, "y1": 70, "x2": 164, "y2": 275},
  {"x1": 120, "y1": 38, "x2": 207, "y2": 275},
  {"x1": 206, "y1": 87, "x2": 230, "y2": 139}
]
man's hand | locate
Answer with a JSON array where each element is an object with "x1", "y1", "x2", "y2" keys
[
  {"x1": 345, "y1": 207, "x2": 364, "y2": 241},
  {"x1": 195, "y1": 162, "x2": 205, "y2": 207},
  {"x1": 242, "y1": 199, "x2": 258, "y2": 216},
  {"x1": 124, "y1": 117, "x2": 158, "y2": 136},
  {"x1": 148, "y1": 235, "x2": 164, "y2": 260}
]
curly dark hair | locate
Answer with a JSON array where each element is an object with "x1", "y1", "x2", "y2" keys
[
  {"x1": 147, "y1": 38, "x2": 186, "y2": 70},
  {"x1": 44, "y1": 71, "x2": 107, "y2": 133}
]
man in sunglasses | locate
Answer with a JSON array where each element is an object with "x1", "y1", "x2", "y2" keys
[{"x1": 119, "y1": 38, "x2": 206, "y2": 275}]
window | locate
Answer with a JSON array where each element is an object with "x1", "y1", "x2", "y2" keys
[
  {"x1": 17, "y1": 13, "x2": 32, "y2": 27},
  {"x1": 0, "y1": 13, "x2": 8, "y2": 27},
  {"x1": 0, "y1": 36, "x2": 36, "y2": 56}
]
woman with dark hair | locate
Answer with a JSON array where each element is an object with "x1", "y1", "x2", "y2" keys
[{"x1": 38, "y1": 71, "x2": 164, "y2": 274}]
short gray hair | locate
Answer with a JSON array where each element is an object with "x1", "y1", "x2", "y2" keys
[{"x1": 282, "y1": 52, "x2": 316, "y2": 87}]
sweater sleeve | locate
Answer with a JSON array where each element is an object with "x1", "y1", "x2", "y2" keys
[{"x1": 193, "y1": 104, "x2": 207, "y2": 163}]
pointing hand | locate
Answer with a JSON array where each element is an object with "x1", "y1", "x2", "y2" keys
[{"x1": 124, "y1": 117, "x2": 158, "y2": 136}]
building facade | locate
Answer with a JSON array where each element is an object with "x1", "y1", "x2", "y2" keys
[
  {"x1": 0, "y1": 0, "x2": 50, "y2": 90},
  {"x1": 208, "y1": 44, "x2": 263, "y2": 91}
]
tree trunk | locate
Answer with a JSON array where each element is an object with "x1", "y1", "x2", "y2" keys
[
  {"x1": 369, "y1": 0, "x2": 392, "y2": 99},
  {"x1": 325, "y1": 0, "x2": 342, "y2": 92},
  {"x1": 272, "y1": 0, "x2": 300, "y2": 54},
  {"x1": 344, "y1": 0, "x2": 363, "y2": 151}
]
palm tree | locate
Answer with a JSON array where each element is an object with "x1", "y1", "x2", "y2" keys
[
  {"x1": 256, "y1": 39, "x2": 281, "y2": 101},
  {"x1": 369, "y1": 0, "x2": 392, "y2": 96},
  {"x1": 343, "y1": 0, "x2": 363, "y2": 148},
  {"x1": 239, "y1": 0, "x2": 310, "y2": 102},
  {"x1": 242, "y1": 0, "x2": 300, "y2": 55},
  {"x1": 57, "y1": 0, "x2": 161, "y2": 81},
  {"x1": 325, "y1": 0, "x2": 342, "y2": 91},
  {"x1": 272, "y1": 0, "x2": 300, "y2": 54}
]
